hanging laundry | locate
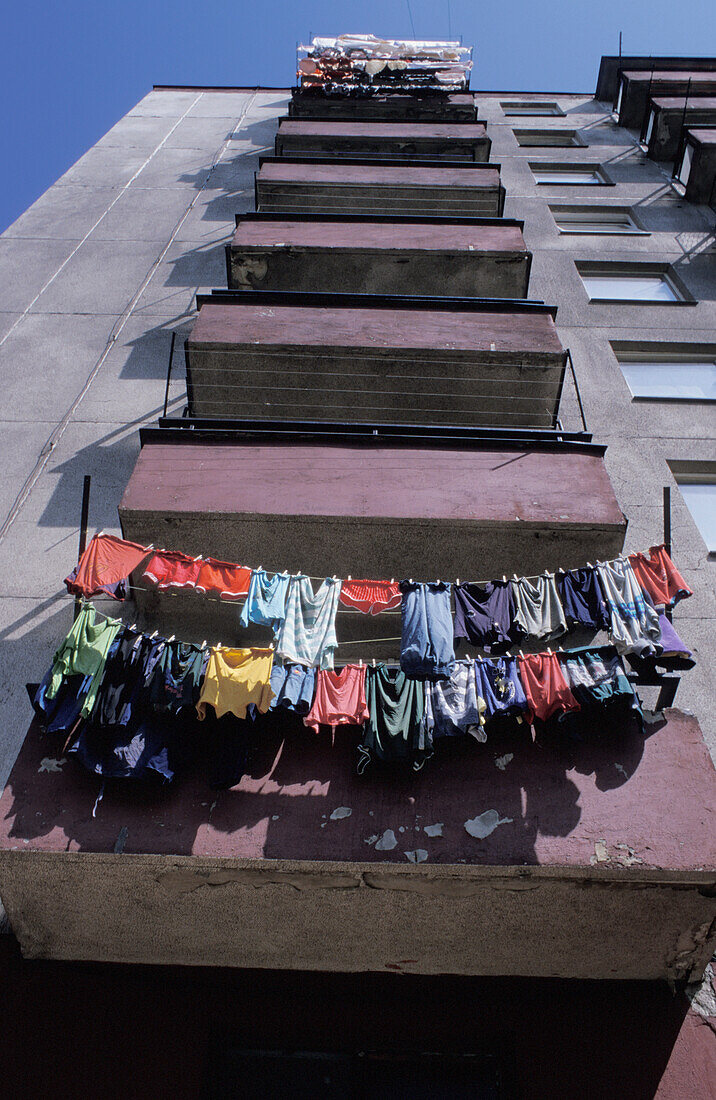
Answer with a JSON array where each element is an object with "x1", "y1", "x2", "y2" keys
[
  {"x1": 32, "y1": 670, "x2": 91, "y2": 736},
  {"x1": 400, "y1": 580, "x2": 454, "y2": 678},
  {"x1": 596, "y1": 558, "x2": 661, "y2": 656},
  {"x1": 358, "y1": 664, "x2": 427, "y2": 772},
  {"x1": 64, "y1": 533, "x2": 150, "y2": 601},
  {"x1": 453, "y1": 580, "x2": 517, "y2": 653},
  {"x1": 628, "y1": 544, "x2": 693, "y2": 609},
  {"x1": 304, "y1": 665, "x2": 369, "y2": 733},
  {"x1": 626, "y1": 613, "x2": 695, "y2": 675},
  {"x1": 339, "y1": 578, "x2": 401, "y2": 615},
  {"x1": 473, "y1": 656, "x2": 529, "y2": 724},
  {"x1": 267, "y1": 662, "x2": 316, "y2": 715},
  {"x1": 558, "y1": 647, "x2": 640, "y2": 714},
  {"x1": 204, "y1": 710, "x2": 254, "y2": 790},
  {"x1": 143, "y1": 550, "x2": 202, "y2": 591},
  {"x1": 275, "y1": 576, "x2": 341, "y2": 669},
  {"x1": 518, "y1": 652, "x2": 581, "y2": 724},
  {"x1": 45, "y1": 604, "x2": 123, "y2": 718},
  {"x1": 91, "y1": 627, "x2": 163, "y2": 730},
  {"x1": 195, "y1": 557, "x2": 251, "y2": 601},
  {"x1": 197, "y1": 646, "x2": 274, "y2": 721},
  {"x1": 150, "y1": 640, "x2": 207, "y2": 711},
  {"x1": 424, "y1": 660, "x2": 486, "y2": 740},
  {"x1": 239, "y1": 568, "x2": 290, "y2": 630},
  {"x1": 557, "y1": 566, "x2": 611, "y2": 632},
  {"x1": 510, "y1": 574, "x2": 567, "y2": 642}
]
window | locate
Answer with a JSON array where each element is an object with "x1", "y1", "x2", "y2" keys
[
  {"x1": 576, "y1": 263, "x2": 693, "y2": 304},
  {"x1": 501, "y1": 101, "x2": 564, "y2": 116},
  {"x1": 514, "y1": 129, "x2": 585, "y2": 147},
  {"x1": 531, "y1": 162, "x2": 611, "y2": 185},
  {"x1": 616, "y1": 354, "x2": 716, "y2": 400},
  {"x1": 676, "y1": 141, "x2": 694, "y2": 187},
  {"x1": 550, "y1": 205, "x2": 647, "y2": 234},
  {"x1": 669, "y1": 464, "x2": 716, "y2": 553},
  {"x1": 643, "y1": 108, "x2": 656, "y2": 148}
]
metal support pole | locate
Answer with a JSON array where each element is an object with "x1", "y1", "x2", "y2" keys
[
  {"x1": 73, "y1": 475, "x2": 91, "y2": 621},
  {"x1": 663, "y1": 485, "x2": 673, "y2": 623},
  {"x1": 566, "y1": 349, "x2": 588, "y2": 433},
  {"x1": 163, "y1": 332, "x2": 176, "y2": 418},
  {"x1": 676, "y1": 78, "x2": 692, "y2": 162}
]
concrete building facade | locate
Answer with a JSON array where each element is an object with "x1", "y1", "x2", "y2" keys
[{"x1": 0, "y1": 52, "x2": 714, "y2": 1097}]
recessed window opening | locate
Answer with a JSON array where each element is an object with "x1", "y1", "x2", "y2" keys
[
  {"x1": 551, "y1": 206, "x2": 646, "y2": 234},
  {"x1": 669, "y1": 464, "x2": 716, "y2": 553},
  {"x1": 531, "y1": 163, "x2": 608, "y2": 185},
  {"x1": 514, "y1": 129, "x2": 584, "y2": 147},
  {"x1": 677, "y1": 142, "x2": 694, "y2": 187},
  {"x1": 577, "y1": 264, "x2": 691, "y2": 304},
  {"x1": 502, "y1": 101, "x2": 564, "y2": 116},
  {"x1": 619, "y1": 358, "x2": 716, "y2": 400}
]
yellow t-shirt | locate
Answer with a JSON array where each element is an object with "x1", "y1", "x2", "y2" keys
[{"x1": 196, "y1": 647, "x2": 275, "y2": 720}]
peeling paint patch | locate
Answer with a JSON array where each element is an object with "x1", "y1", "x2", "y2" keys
[
  {"x1": 614, "y1": 843, "x2": 643, "y2": 866},
  {"x1": 424, "y1": 823, "x2": 444, "y2": 837},
  {"x1": 614, "y1": 763, "x2": 627, "y2": 778},
  {"x1": 38, "y1": 758, "x2": 65, "y2": 773},
  {"x1": 494, "y1": 753, "x2": 514, "y2": 771},
  {"x1": 687, "y1": 961, "x2": 716, "y2": 1019},
  {"x1": 364, "y1": 834, "x2": 379, "y2": 846},
  {"x1": 375, "y1": 829, "x2": 397, "y2": 851},
  {"x1": 464, "y1": 810, "x2": 513, "y2": 839},
  {"x1": 590, "y1": 839, "x2": 610, "y2": 865},
  {"x1": 405, "y1": 849, "x2": 428, "y2": 863},
  {"x1": 329, "y1": 806, "x2": 352, "y2": 821},
  {"x1": 271, "y1": 815, "x2": 280, "y2": 821}
]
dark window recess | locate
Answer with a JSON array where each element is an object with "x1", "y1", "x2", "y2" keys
[{"x1": 205, "y1": 1048, "x2": 507, "y2": 1099}]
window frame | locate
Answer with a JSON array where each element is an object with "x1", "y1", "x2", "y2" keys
[
  {"x1": 615, "y1": 350, "x2": 716, "y2": 402},
  {"x1": 576, "y1": 261, "x2": 696, "y2": 305},
  {"x1": 550, "y1": 204, "x2": 649, "y2": 235},
  {"x1": 669, "y1": 462, "x2": 716, "y2": 555}
]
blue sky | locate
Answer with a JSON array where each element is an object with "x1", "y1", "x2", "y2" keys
[{"x1": 2, "y1": 0, "x2": 715, "y2": 233}]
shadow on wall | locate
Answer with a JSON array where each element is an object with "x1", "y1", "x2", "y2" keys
[{"x1": 0, "y1": 705, "x2": 653, "y2": 866}]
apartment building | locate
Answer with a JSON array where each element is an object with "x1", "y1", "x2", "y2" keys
[{"x1": 0, "y1": 41, "x2": 714, "y2": 1098}]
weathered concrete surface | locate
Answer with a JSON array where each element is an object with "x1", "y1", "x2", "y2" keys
[
  {"x1": 0, "y1": 709, "x2": 714, "y2": 976},
  {"x1": 228, "y1": 217, "x2": 531, "y2": 297},
  {"x1": 274, "y1": 120, "x2": 491, "y2": 161}
]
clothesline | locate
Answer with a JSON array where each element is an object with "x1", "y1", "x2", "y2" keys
[{"x1": 72, "y1": 529, "x2": 671, "y2": 590}]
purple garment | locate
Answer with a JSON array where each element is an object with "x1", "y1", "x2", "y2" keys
[
  {"x1": 453, "y1": 581, "x2": 519, "y2": 652},
  {"x1": 557, "y1": 567, "x2": 610, "y2": 632}
]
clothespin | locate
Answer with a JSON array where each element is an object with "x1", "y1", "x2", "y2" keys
[
  {"x1": 503, "y1": 575, "x2": 507, "y2": 583},
  {"x1": 201, "y1": 640, "x2": 207, "y2": 649},
  {"x1": 547, "y1": 647, "x2": 553, "y2": 655},
  {"x1": 96, "y1": 530, "x2": 105, "y2": 538},
  {"x1": 269, "y1": 642, "x2": 274, "y2": 651},
  {"x1": 390, "y1": 578, "x2": 395, "y2": 584},
  {"x1": 193, "y1": 555, "x2": 202, "y2": 562},
  {"x1": 558, "y1": 645, "x2": 564, "y2": 652},
  {"x1": 332, "y1": 575, "x2": 339, "y2": 582},
  {"x1": 409, "y1": 577, "x2": 414, "y2": 584},
  {"x1": 146, "y1": 544, "x2": 154, "y2": 551},
  {"x1": 150, "y1": 630, "x2": 158, "y2": 639},
  {"x1": 359, "y1": 658, "x2": 363, "y2": 667},
  {"x1": 518, "y1": 649, "x2": 525, "y2": 658},
  {"x1": 456, "y1": 577, "x2": 460, "y2": 586},
  {"x1": 512, "y1": 573, "x2": 519, "y2": 582},
  {"x1": 167, "y1": 635, "x2": 175, "y2": 643},
  {"x1": 372, "y1": 658, "x2": 376, "y2": 668},
  {"x1": 587, "y1": 561, "x2": 594, "y2": 569},
  {"x1": 348, "y1": 575, "x2": 352, "y2": 581}
]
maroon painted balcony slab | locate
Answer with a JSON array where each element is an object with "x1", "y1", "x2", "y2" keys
[
  {"x1": 255, "y1": 159, "x2": 505, "y2": 217},
  {"x1": 288, "y1": 90, "x2": 479, "y2": 121},
  {"x1": 274, "y1": 120, "x2": 491, "y2": 161},
  {"x1": 227, "y1": 217, "x2": 531, "y2": 297},
  {"x1": 0, "y1": 708, "x2": 713, "y2": 977},
  {"x1": 116, "y1": 440, "x2": 626, "y2": 608},
  {"x1": 184, "y1": 300, "x2": 561, "y2": 427}
]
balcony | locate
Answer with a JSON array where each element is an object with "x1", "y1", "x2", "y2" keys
[
  {"x1": 595, "y1": 55, "x2": 716, "y2": 102},
  {"x1": 615, "y1": 70, "x2": 716, "y2": 129},
  {"x1": 273, "y1": 120, "x2": 491, "y2": 162},
  {"x1": 226, "y1": 214, "x2": 531, "y2": 298},
  {"x1": 288, "y1": 88, "x2": 479, "y2": 121},
  {"x1": 642, "y1": 95, "x2": 716, "y2": 161},
  {"x1": 674, "y1": 128, "x2": 716, "y2": 205},
  {"x1": 0, "y1": 702, "x2": 713, "y2": 979},
  {"x1": 255, "y1": 157, "x2": 505, "y2": 217},
  {"x1": 182, "y1": 293, "x2": 564, "y2": 428}
]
